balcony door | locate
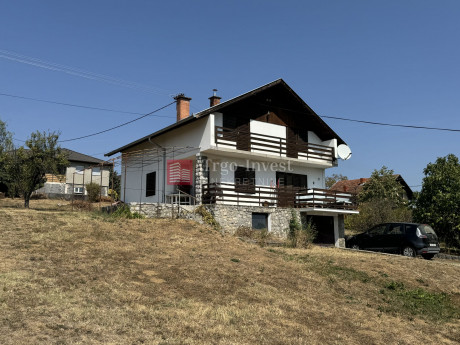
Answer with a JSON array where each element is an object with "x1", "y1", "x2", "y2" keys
[{"x1": 276, "y1": 172, "x2": 308, "y2": 207}]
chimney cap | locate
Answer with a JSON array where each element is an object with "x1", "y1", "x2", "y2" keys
[{"x1": 174, "y1": 93, "x2": 191, "y2": 101}]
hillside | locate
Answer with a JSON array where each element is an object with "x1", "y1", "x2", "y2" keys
[{"x1": 0, "y1": 199, "x2": 459, "y2": 344}]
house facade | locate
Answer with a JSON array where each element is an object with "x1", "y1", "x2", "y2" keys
[
  {"x1": 36, "y1": 149, "x2": 111, "y2": 199},
  {"x1": 106, "y1": 79, "x2": 358, "y2": 247}
]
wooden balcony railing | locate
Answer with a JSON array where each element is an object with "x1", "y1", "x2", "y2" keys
[
  {"x1": 202, "y1": 182, "x2": 357, "y2": 210},
  {"x1": 215, "y1": 126, "x2": 335, "y2": 163}
]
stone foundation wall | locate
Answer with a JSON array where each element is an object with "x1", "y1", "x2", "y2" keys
[
  {"x1": 128, "y1": 202, "x2": 199, "y2": 221},
  {"x1": 126, "y1": 202, "x2": 345, "y2": 247},
  {"x1": 204, "y1": 204, "x2": 299, "y2": 238}
]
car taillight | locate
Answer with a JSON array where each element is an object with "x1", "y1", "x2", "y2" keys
[{"x1": 416, "y1": 228, "x2": 427, "y2": 239}]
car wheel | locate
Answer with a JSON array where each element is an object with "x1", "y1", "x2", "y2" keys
[
  {"x1": 422, "y1": 254, "x2": 435, "y2": 260},
  {"x1": 402, "y1": 246, "x2": 416, "y2": 258},
  {"x1": 351, "y1": 244, "x2": 360, "y2": 250}
]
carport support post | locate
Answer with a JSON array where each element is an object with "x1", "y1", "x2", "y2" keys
[{"x1": 334, "y1": 214, "x2": 345, "y2": 248}]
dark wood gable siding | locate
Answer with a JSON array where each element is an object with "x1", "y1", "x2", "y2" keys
[{"x1": 221, "y1": 88, "x2": 312, "y2": 158}]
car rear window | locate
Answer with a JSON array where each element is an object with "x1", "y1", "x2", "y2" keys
[{"x1": 418, "y1": 224, "x2": 436, "y2": 235}]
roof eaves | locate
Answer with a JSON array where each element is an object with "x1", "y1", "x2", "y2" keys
[{"x1": 105, "y1": 114, "x2": 199, "y2": 156}]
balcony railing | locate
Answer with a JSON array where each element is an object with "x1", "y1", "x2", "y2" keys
[
  {"x1": 202, "y1": 182, "x2": 357, "y2": 210},
  {"x1": 215, "y1": 126, "x2": 335, "y2": 163}
]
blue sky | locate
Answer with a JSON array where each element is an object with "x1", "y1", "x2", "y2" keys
[{"x1": 1, "y1": 0, "x2": 460, "y2": 189}]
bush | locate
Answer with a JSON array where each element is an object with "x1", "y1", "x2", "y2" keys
[
  {"x1": 235, "y1": 225, "x2": 271, "y2": 247},
  {"x1": 108, "y1": 188, "x2": 119, "y2": 201},
  {"x1": 85, "y1": 182, "x2": 101, "y2": 203},
  {"x1": 195, "y1": 205, "x2": 221, "y2": 231},
  {"x1": 345, "y1": 199, "x2": 412, "y2": 233},
  {"x1": 111, "y1": 204, "x2": 144, "y2": 219},
  {"x1": 286, "y1": 210, "x2": 317, "y2": 248}
]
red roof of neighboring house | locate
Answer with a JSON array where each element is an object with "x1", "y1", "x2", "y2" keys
[
  {"x1": 330, "y1": 178, "x2": 369, "y2": 194},
  {"x1": 330, "y1": 175, "x2": 413, "y2": 199}
]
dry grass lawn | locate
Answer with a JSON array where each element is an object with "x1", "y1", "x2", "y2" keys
[{"x1": 0, "y1": 198, "x2": 459, "y2": 344}]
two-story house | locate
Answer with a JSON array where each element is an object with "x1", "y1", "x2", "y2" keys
[
  {"x1": 106, "y1": 79, "x2": 358, "y2": 247},
  {"x1": 36, "y1": 149, "x2": 111, "y2": 199}
]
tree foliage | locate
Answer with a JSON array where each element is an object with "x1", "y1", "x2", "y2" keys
[
  {"x1": 359, "y1": 166, "x2": 406, "y2": 206},
  {"x1": 346, "y1": 166, "x2": 411, "y2": 233},
  {"x1": 414, "y1": 154, "x2": 460, "y2": 248},
  {"x1": 5, "y1": 131, "x2": 68, "y2": 208},
  {"x1": 0, "y1": 119, "x2": 14, "y2": 189},
  {"x1": 325, "y1": 173, "x2": 348, "y2": 189}
]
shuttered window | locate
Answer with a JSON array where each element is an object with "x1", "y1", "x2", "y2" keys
[{"x1": 235, "y1": 166, "x2": 255, "y2": 194}]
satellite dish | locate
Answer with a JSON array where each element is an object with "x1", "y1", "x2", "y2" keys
[{"x1": 337, "y1": 144, "x2": 352, "y2": 160}]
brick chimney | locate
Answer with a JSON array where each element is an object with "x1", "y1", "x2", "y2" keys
[
  {"x1": 359, "y1": 178, "x2": 366, "y2": 184},
  {"x1": 209, "y1": 89, "x2": 221, "y2": 107},
  {"x1": 174, "y1": 94, "x2": 192, "y2": 122}
]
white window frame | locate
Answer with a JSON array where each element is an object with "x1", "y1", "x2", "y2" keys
[
  {"x1": 74, "y1": 187, "x2": 84, "y2": 194},
  {"x1": 75, "y1": 166, "x2": 84, "y2": 175}
]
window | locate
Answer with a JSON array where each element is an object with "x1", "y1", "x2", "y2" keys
[
  {"x1": 368, "y1": 224, "x2": 386, "y2": 236},
  {"x1": 235, "y1": 166, "x2": 255, "y2": 194},
  {"x1": 92, "y1": 167, "x2": 101, "y2": 176},
  {"x1": 276, "y1": 172, "x2": 307, "y2": 189},
  {"x1": 146, "y1": 171, "x2": 156, "y2": 197},
  {"x1": 75, "y1": 166, "x2": 84, "y2": 174},
  {"x1": 252, "y1": 213, "x2": 268, "y2": 230},
  {"x1": 388, "y1": 224, "x2": 403, "y2": 235},
  {"x1": 74, "y1": 187, "x2": 84, "y2": 194}
]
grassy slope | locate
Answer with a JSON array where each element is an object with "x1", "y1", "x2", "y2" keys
[{"x1": 0, "y1": 199, "x2": 459, "y2": 345}]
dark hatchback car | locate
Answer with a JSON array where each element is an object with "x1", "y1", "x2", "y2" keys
[{"x1": 346, "y1": 223, "x2": 440, "y2": 259}]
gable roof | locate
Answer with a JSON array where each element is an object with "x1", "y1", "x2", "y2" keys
[
  {"x1": 63, "y1": 149, "x2": 108, "y2": 165},
  {"x1": 330, "y1": 175, "x2": 413, "y2": 199},
  {"x1": 105, "y1": 78, "x2": 346, "y2": 156}
]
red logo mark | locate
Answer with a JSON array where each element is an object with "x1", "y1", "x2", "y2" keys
[{"x1": 167, "y1": 159, "x2": 193, "y2": 185}]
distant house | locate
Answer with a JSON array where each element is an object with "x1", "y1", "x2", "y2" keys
[
  {"x1": 330, "y1": 175, "x2": 413, "y2": 200},
  {"x1": 35, "y1": 149, "x2": 112, "y2": 199}
]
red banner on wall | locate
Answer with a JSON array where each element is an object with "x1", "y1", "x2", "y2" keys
[{"x1": 167, "y1": 159, "x2": 193, "y2": 185}]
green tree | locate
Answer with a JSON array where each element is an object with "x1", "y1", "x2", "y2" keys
[
  {"x1": 414, "y1": 154, "x2": 460, "y2": 249},
  {"x1": 359, "y1": 166, "x2": 406, "y2": 206},
  {"x1": 346, "y1": 166, "x2": 411, "y2": 233},
  {"x1": 6, "y1": 131, "x2": 68, "y2": 208},
  {"x1": 0, "y1": 119, "x2": 14, "y2": 190},
  {"x1": 325, "y1": 173, "x2": 348, "y2": 189}
]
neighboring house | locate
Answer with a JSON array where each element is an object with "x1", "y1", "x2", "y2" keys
[
  {"x1": 106, "y1": 79, "x2": 358, "y2": 247},
  {"x1": 330, "y1": 175, "x2": 413, "y2": 200},
  {"x1": 36, "y1": 149, "x2": 112, "y2": 199}
]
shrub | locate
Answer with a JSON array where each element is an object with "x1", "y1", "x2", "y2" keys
[
  {"x1": 195, "y1": 205, "x2": 221, "y2": 231},
  {"x1": 108, "y1": 188, "x2": 119, "y2": 201},
  {"x1": 235, "y1": 225, "x2": 272, "y2": 247},
  {"x1": 286, "y1": 210, "x2": 317, "y2": 248},
  {"x1": 85, "y1": 182, "x2": 101, "y2": 203},
  {"x1": 111, "y1": 204, "x2": 144, "y2": 219}
]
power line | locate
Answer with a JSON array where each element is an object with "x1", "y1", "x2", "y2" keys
[
  {"x1": 321, "y1": 115, "x2": 460, "y2": 133},
  {"x1": 0, "y1": 49, "x2": 176, "y2": 96},
  {"x1": 254, "y1": 101, "x2": 460, "y2": 133},
  {"x1": 0, "y1": 91, "x2": 174, "y2": 117},
  {"x1": 59, "y1": 101, "x2": 176, "y2": 143}
]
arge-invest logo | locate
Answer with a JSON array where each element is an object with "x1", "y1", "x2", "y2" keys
[
  {"x1": 207, "y1": 159, "x2": 294, "y2": 175},
  {"x1": 167, "y1": 159, "x2": 193, "y2": 185}
]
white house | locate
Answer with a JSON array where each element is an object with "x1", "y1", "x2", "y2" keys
[
  {"x1": 106, "y1": 79, "x2": 358, "y2": 247},
  {"x1": 35, "y1": 149, "x2": 111, "y2": 199}
]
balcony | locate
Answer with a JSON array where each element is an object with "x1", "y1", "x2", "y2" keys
[
  {"x1": 202, "y1": 182, "x2": 357, "y2": 211},
  {"x1": 214, "y1": 126, "x2": 335, "y2": 164}
]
